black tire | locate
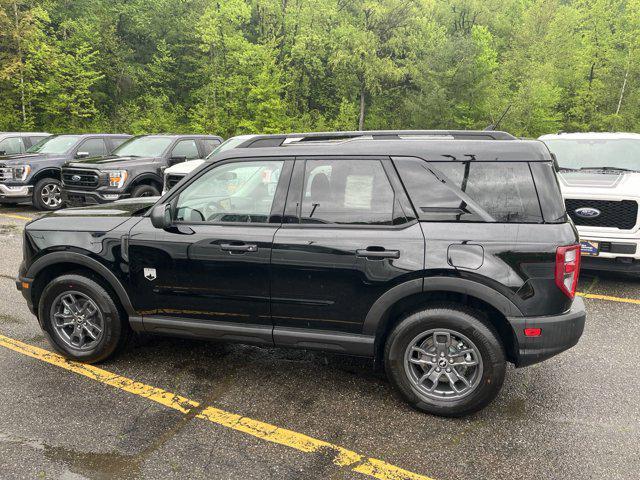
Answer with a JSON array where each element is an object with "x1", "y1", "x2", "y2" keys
[
  {"x1": 39, "y1": 274, "x2": 130, "y2": 363},
  {"x1": 33, "y1": 177, "x2": 63, "y2": 211},
  {"x1": 131, "y1": 184, "x2": 160, "y2": 198},
  {"x1": 384, "y1": 304, "x2": 506, "y2": 417}
]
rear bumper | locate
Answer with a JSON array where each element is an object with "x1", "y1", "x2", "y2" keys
[
  {"x1": 509, "y1": 296, "x2": 586, "y2": 367},
  {"x1": 62, "y1": 188, "x2": 129, "y2": 206}
]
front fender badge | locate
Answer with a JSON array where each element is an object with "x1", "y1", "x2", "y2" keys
[{"x1": 144, "y1": 268, "x2": 157, "y2": 281}]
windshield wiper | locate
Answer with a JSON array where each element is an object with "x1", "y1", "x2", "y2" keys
[
  {"x1": 579, "y1": 166, "x2": 638, "y2": 172},
  {"x1": 557, "y1": 167, "x2": 579, "y2": 172}
]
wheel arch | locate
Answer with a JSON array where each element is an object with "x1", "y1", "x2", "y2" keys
[
  {"x1": 364, "y1": 278, "x2": 522, "y2": 364},
  {"x1": 129, "y1": 173, "x2": 163, "y2": 191},
  {"x1": 31, "y1": 167, "x2": 62, "y2": 183},
  {"x1": 27, "y1": 252, "x2": 135, "y2": 318}
]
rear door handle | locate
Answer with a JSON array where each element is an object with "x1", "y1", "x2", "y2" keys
[
  {"x1": 356, "y1": 248, "x2": 400, "y2": 259},
  {"x1": 220, "y1": 243, "x2": 258, "y2": 252}
]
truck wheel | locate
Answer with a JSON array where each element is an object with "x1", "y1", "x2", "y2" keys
[
  {"x1": 33, "y1": 177, "x2": 63, "y2": 210},
  {"x1": 39, "y1": 274, "x2": 130, "y2": 363},
  {"x1": 384, "y1": 304, "x2": 506, "y2": 417},
  {"x1": 131, "y1": 184, "x2": 160, "y2": 198}
]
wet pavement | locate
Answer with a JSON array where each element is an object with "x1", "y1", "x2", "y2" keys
[{"x1": 0, "y1": 204, "x2": 639, "y2": 480}]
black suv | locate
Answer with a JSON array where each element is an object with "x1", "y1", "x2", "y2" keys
[
  {"x1": 0, "y1": 134, "x2": 131, "y2": 210},
  {"x1": 16, "y1": 131, "x2": 586, "y2": 416},
  {"x1": 61, "y1": 134, "x2": 223, "y2": 206}
]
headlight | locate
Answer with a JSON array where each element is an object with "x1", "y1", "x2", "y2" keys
[
  {"x1": 106, "y1": 170, "x2": 128, "y2": 188},
  {"x1": 12, "y1": 165, "x2": 31, "y2": 181}
]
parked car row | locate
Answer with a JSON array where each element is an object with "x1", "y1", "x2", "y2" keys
[{"x1": 0, "y1": 133, "x2": 222, "y2": 211}]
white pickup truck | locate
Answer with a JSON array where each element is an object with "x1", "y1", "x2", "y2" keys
[{"x1": 540, "y1": 132, "x2": 640, "y2": 273}]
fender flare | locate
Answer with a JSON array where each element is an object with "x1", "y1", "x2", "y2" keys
[
  {"x1": 26, "y1": 251, "x2": 135, "y2": 316},
  {"x1": 362, "y1": 277, "x2": 523, "y2": 336},
  {"x1": 129, "y1": 172, "x2": 163, "y2": 189},
  {"x1": 31, "y1": 167, "x2": 62, "y2": 183}
]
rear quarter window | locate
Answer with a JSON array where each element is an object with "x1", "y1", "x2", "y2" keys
[{"x1": 394, "y1": 158, "x2": 543, "y2": 223}]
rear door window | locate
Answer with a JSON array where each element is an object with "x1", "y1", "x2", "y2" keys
[
  {"x1": 201, "y1": 138, "x2": 222, "y2": 156},
  {"x1": 394, "y1": 158, "x2": 543, "y2": 223}
]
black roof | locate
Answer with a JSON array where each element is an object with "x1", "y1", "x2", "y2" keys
[{"x1": 212, "y1": 135, "x2": 553, "y2": 162}]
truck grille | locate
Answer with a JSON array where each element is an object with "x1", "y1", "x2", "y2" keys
[
  {"x1": 165, "y1": 173, "x2": 185, "y2": 191},
  {"x1": 565, "y1": 199, "x2": 638, "y2": 230},
  {"x1": 0, "y1": 166, "x2": 12, "y2": 181},
  {"x1": 62, "y1": 168, "x2": 100, "y2": 188}
]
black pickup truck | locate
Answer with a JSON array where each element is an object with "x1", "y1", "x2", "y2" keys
[
  {"x1": 0, "y1": 134, "x2": 131, "y2": 210},
  {"x1": 61, "y1": 134, "x2": 223, "y2": 206}
]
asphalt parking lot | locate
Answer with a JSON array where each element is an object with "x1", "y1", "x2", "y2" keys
[{"x1": 1, "y1": 205, "x2": 639, "y2": 480}]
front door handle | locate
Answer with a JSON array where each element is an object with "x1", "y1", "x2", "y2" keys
[
  {"x1": 356, "y1": 248, "x2": 400, "y2": 259},
  {"x1": 220, "y1": 243, "x2": 258, "y2": 253}
]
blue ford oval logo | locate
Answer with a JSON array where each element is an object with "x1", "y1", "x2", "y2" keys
[
  {"x1": 71, "y1": 175, "x2": 81, "y2": 182},
  {"x1": 575, "y1": 207, "x2": 601, "y2": 218}
]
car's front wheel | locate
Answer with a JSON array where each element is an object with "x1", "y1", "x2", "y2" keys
[
  {"x1": 39, "y1": 274, "x2": 129, "y2": 363},
  {"x1": 33, "y1": 177, "x2": 63, "y2": 210},
  {"x1": 384, "y1": 304, "x2": 506, "y2": 417},
  {"x1": 131, "y1": 184, "x2": 160, "y2": 198}
]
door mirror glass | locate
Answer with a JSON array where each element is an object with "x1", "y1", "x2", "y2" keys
[{"x1": 150, "y1": 203, "x2": 172, "y2": 229}]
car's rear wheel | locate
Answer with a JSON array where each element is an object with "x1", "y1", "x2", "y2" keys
[
  {"x1": 33, "y1": 177, "x2": 63, "y2": 210},
  {"x1": 39, "y1": 274, "x2": 129, "y2": 363},
  {"x1": 384, "y1": 304, "x2": 506, "y2": 417},
  {"x1": 131, "y1": 184, "x2": 160, "y2": 198}
]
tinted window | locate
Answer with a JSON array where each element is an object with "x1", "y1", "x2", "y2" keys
[
  {"x1": 171, "y1": 140, "x2": 200, "y2": 160},
  {"x1": 0, "y1": 137, "x2": 25, "y2": 155},
  {"x1": 28, "y1": 136, "x2": 50, "y2": 147},
  {"x1": 395, "y1": 158, "x2": 542, "y2": 223},
  {"x1": 300, "y1": 159, "x2": 396, "y2": 225},
  {"x1": 175, "y1": 160, "x2": 283, "y2": 224},
  {"x1": 78, "y1": 138, "x2": 108, "y2": 157},
  {"x1": 202, "y1": 138, "x2": 221, "y2": 156},
  {"x1": 113, "y1": 136, "x2": 173, "y2": 157}
]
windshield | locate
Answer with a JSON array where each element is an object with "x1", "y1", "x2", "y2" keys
[
  {"x1": 113, "y1": 136, "x2": 173, "y2": 157},
  {"x1": 26, "y1": 135, "x2": 81, "y2": 154},
  {"x1": 543, "y1": 138, "x2": 640, "y2": 171},
  {"x1": 206, "y1": 136, "x2": 251, "y2": 158}
]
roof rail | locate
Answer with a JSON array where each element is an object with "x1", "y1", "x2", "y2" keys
[{"x1": 238, "y1": 130, "x2": 515, "y2": 148}]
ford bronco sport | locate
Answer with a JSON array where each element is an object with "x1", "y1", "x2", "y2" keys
[
  {"x1": 541, "y1": 132, "x2": 640, "y2": 273},
  {"x1": 0, "y1": 134, "x2": 131, "y2": 210},
  {"x1": 17, "y1": 130, "x2": 586, "y2": 416},
  {"x1": 61, "y1": 134, "x2": 223, "y2": 206}
]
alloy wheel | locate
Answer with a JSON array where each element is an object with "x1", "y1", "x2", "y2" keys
[
  {"x1": 404, "y1": 328, "x2": 483, "y2": 401},
  {"x1": 41, "y1": 183, "x2": 62, "y2": 208},
  {"x1": 50, "y1": 291, "x2": 104, "y2": 350}
]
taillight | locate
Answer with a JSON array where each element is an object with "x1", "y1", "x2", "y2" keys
[{"x1": 555, "y1": 245, "x2": 581, "y2": 298}]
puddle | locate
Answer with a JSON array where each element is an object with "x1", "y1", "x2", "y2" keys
[{"x1": 0, "y1": 432, "x2": 140, "y2": 479}]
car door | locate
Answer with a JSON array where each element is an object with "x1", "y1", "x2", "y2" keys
[
  {"x1": 127, "y1": 157, "x2": 293, "y2": 335},
  {"x1": 271, "y1": 157, "x2": 424, "y2": 345}
]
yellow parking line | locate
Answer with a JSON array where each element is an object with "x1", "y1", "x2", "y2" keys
[
  {"x1": 0, "y1": 333, "x2": 433, "y2": 480},
  {"x1": 576, "y1": 291, "x2": 640, "y2": 305},
  {"x1": 0, "y1": 213, "x2": 32, "y2": 221}
]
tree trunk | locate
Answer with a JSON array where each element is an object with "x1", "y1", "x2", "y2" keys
[
  {"x1": 358, "y1": 87, "x2": 365, "y2": 130},
  {"x1": 616, "y1": 51, "x2": 631, "y2": 115},
  {"x1": 13, "y1": 1, "x2": 26, "y2": 125}
]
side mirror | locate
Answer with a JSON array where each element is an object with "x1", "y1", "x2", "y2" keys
[
  {"x1": 75, "y1": 151, "x2": 90, "y2": 159},
  {"x1": 150, "y1": 203, "x2": 172, "y2": 229},
  {"x1": 169, "y1": 155, "x2": 187, "y2": 166},
  {"x1": 0, "y1": 150, "x2": 5, "y2": 156}
]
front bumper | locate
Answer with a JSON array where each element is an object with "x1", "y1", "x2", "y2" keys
[
  {"x1": 0, "y1": 183, "x2": 32, "y2": 202},
  {"x1": 16, "y1": 275, "x2": 36, "y2": 317},
  {"x1": 509, "y1": 296, "x2": 586, "y2": 367},
  {"x1": 62, "y1": 188, "x2": 129, "y2": 206}
]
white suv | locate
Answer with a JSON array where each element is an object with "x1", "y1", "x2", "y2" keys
[{"x1": 540, "y1": 132, "x2": 640, "y2": 273}]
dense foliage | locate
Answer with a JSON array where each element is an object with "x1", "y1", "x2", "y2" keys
[{"x1": 1, "y1": 0, "x2": 639, "y2": 137}]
